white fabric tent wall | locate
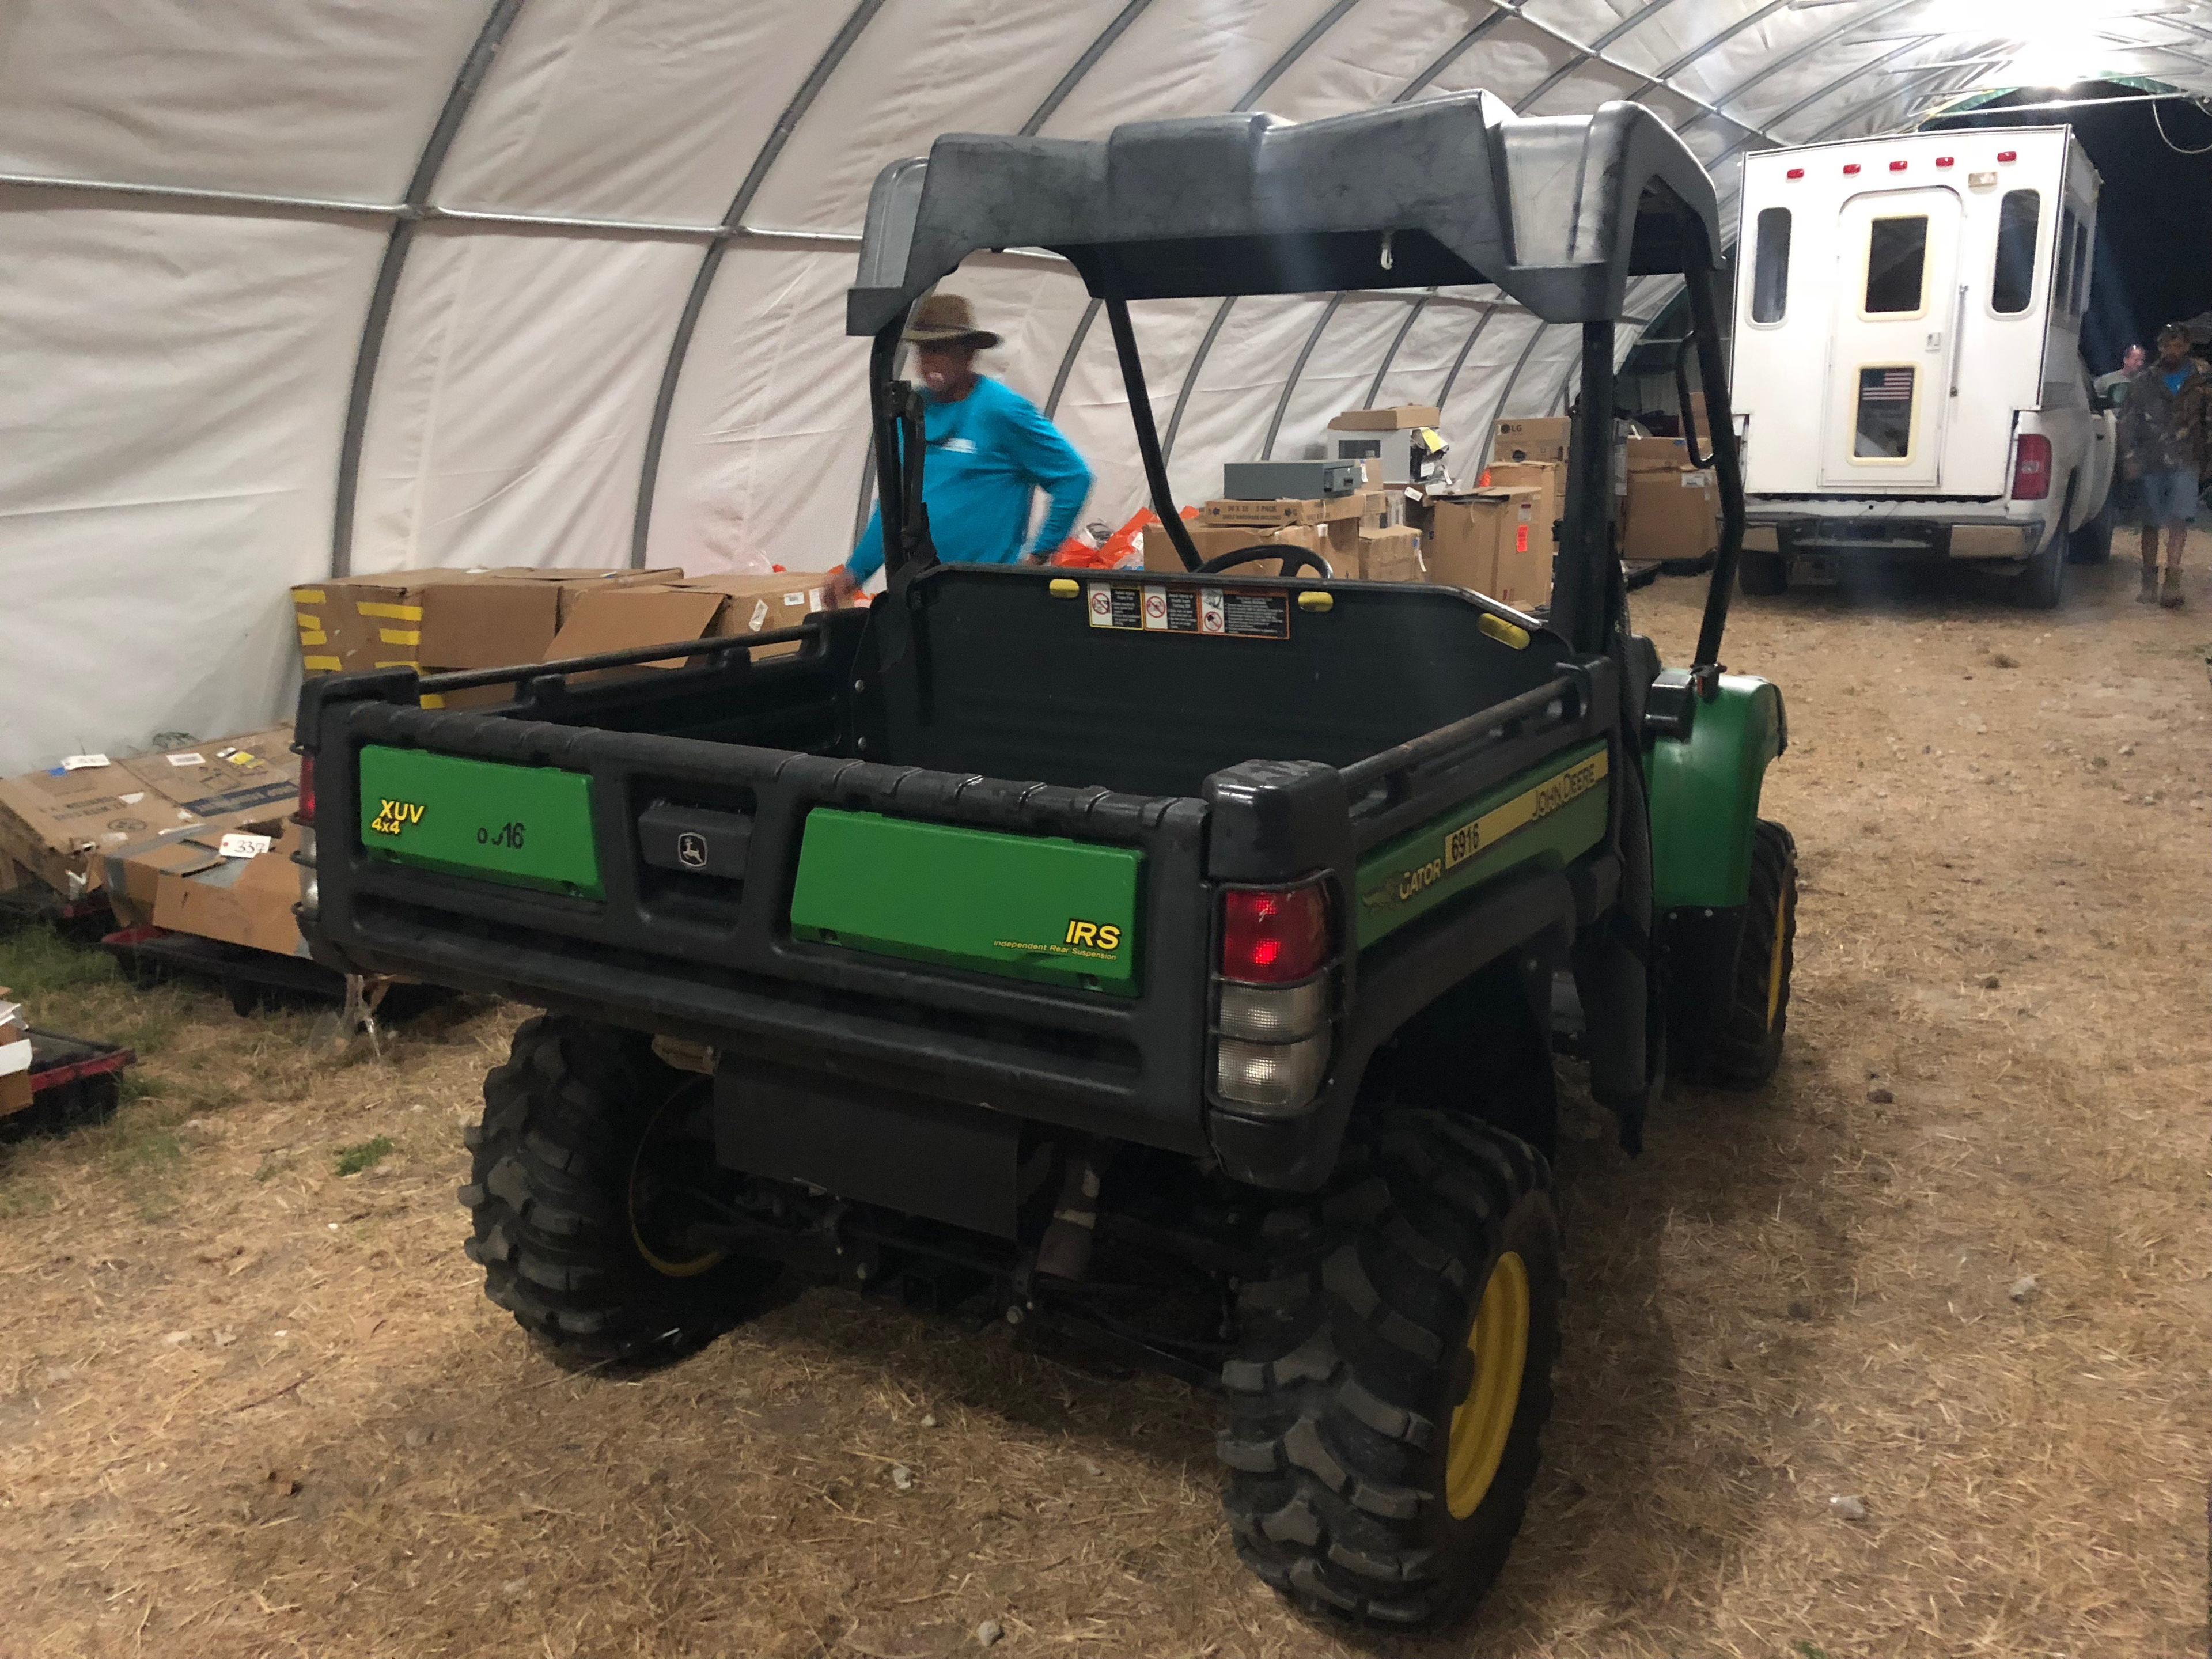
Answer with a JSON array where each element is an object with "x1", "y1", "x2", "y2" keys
[{"x1": 6, "y1": 0, "x2": 2209, "y2": 772}]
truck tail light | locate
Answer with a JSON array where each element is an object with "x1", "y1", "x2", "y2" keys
[
  {"x1": 296, "y1": 751, "x2": 316, "y2": 825},
  {"x1": 1221, "y1": 887, "x2": 1328, "y2": 983},
  {"x1": 2012, "y1": 433, "x2": 2052, "y2": 501},
  {"x1": 1213, "y1": 882, "x2": 1335, "y2": 1116}
]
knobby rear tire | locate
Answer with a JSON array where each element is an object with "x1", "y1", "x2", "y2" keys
[
  {"x1": 1218, "y1": 1111, "x2": 1562, "y2": 1631},
  {"x1": 458, "y1": 1015, "x2": 778, "y2": 1368},
  {"x1": 1685, "y1": 819, "x2": 1797, "y2": 1090}
]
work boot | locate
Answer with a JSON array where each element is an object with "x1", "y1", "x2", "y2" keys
[
  {"x1": 2160, "y1": 567, "x2": 2187, "y2": 609},
  {"x1": 2138, "y1": 564, "x2": 2160, "y2": 603}
]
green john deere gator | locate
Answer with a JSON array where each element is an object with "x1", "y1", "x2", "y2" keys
[{"x1": 295, "y1": 92, "x2": 1797, "y2": 1630}]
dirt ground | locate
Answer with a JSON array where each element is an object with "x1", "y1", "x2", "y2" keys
[{"x1": 0, "y1": 552, "x2": 2205, "y2": 1659}]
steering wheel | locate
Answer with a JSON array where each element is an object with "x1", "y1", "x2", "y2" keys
[{"x1": 1194, "y1": 544, "x2": 1334, "y2": 579}]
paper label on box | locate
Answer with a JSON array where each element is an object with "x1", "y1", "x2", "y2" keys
[
  {"x1": 749, "y1": 600, "x2": 770, "y2": 631},
  {"x1": 119, "y1": 792, "x2": 145, "y2": 805},
  {"x1": 1683, "y1": 473, "x2": 1705, "y2": 487},
  {"x1": 218, "y1": 832, "x2": 273, "y2": 859},
  {"x1": 61, "y1": 754, "x2": 110, "y2": 771},
  {"x1": 782, "y1": 592, "x2": 807, "y2": 608},
  {"x1": 166, "y1": 752, "x2": 205, "y2": 767},
  {"x1": 0, "y1": 1039, "x2": 28, "y2": 1078}
]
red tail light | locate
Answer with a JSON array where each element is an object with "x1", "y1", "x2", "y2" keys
[
  {"x1": 1843, "y1": 163, "x2": 1861, "y2": 176},
  {"x1": 2012, "y1": 433, "x2": 2052, "y2": 501},
  {"x1": 1221, "y1": 886, "x2": 1330, "y2": 984},
  {"x1": 297, "y1": 751, "x2": 316, "y2": 825}
]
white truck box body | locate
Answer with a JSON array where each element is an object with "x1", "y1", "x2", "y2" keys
[{"x1": 1730, "y1": 126, "x2": 2111, "y2": 571}]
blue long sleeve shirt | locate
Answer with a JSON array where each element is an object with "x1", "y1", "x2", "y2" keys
[{"x1": 847, "y1": 375, "x2": 1092, "y2": 582}]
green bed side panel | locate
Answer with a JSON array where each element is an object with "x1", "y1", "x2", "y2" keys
[
  {"x1": 1647, "y1": 674, "x2": 1786, "y2": 911},
  {"x1": 789, "y1": 809, "x2": 1142, "y2": 995},
  {"x1": 1355, "y1": 741, "x2": 1611, "y2": 949},
  {"x1": 357, "y1": 745, "x2": 603, "y2": 899}
]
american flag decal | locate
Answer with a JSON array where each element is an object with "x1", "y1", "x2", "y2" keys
[{"x1": 1859, "y1": 367, "x2": 1915, "y2": 402}]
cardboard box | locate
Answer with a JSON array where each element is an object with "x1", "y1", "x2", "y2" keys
[
  {"x1": 540, "y1": 573, "x2": 828, "y2": 670},
  {"x1": 1329, "y1": 404, "x2": 1441, "y2": 431},
  {"x1": 691, "y1": 573, "x2": 827, "y2": 653},
  {"x1": 1623, "y1": 468, "x2": 1719, "y2": 565},
  {"x1": 1625, "y1": 437, "x2": 1692, "y2": 472},
  {"x1": 1482, "y1": 461, "x2": 1563, "y2": 544},
  {"x1": 144, "y1": 821, "x2": 309, "y2": 958},
  {"x1": 1200, "y1": 495, "x2": 1365, "y2": 529},
  {"x1": 1422, "y1": 488, "x2": 1549, "y2": 608},
  {"x1": 1357, "y1": 525, "x2": 1426, "y2": 583},
  {"x1": 0, "y1": 755, "x2": 203, "y2": 900},
  {"x1": 1177, "y1": 524, "x2": 1329, "y2": 569},
  {"x1": 1493, "y1": 416, "x2": 1571, "y2": 465},
  {"x1": 118, "y1": 729, "x2": 298, "y2": 825},
  {"x1": 292, "y1": 567, "x2": 681, "y2": 677},
  {"x1": 0, "y1": 995, "x2": 30, "y2": 1119}
]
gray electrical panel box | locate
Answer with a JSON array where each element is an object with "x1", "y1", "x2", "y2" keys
[{"x1": 1221, "y1": 459, "x2": 1362, "y2": 500}]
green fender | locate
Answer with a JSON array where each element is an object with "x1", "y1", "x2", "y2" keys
[{"x1": 1646, "y1": 674, "x2": 1787, "y2": 911}]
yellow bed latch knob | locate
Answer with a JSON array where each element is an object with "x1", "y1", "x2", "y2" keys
[
  {"x1": 1297, "y1": 590, "x2": 1334, "y2": 612},
  {"x1": 1048, "y1": 578, "x2": 1080, "y2": 599}
]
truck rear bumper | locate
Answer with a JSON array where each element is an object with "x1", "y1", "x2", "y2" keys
[{"x1": 1745, "y1": 509, "x2": 2045, "y2": 564}]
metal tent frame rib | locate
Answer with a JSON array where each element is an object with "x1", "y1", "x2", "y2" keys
[{"x1": 9, "y1": 0, "x2": 2186, "y2": 584}]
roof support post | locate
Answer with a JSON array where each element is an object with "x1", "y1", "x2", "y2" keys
[
  {"x1": 1553, "y1": 322, "x2": 1615, "y2": 656},
  {"x1": 330, "y1": 0, "x2": 527, "y2": 579}
]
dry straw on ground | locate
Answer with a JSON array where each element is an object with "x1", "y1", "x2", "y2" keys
[{"x1": 0, "y1": 554, "x2": 2205, "y2": 1658}]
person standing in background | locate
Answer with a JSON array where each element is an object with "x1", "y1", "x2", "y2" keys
[
  {"x1": 2116, "y1": 324, "x2": 2209, "y2": 609},
  {"x1": 828, "y1": 295, "x2": 1091, "y2": 605},
  {"x1": 2094, "y1": 343, "x2": 2144, "y2": 410}
]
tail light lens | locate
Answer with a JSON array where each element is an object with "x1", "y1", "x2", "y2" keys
[
  {"x1": 1221, "y1": 886, "x2": 1328, "y2": 984},
  {"x1": 2012, "y1": 433, "x2": 2052, "y2": 501},
  {"x1": 296, "y1": 750, "x2": 316, "y2": 825},
  {"x1": 1213, "y1": 882, "x2": 1336, "y2": 1116}
]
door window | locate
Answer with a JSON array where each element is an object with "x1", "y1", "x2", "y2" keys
[
  {"x1": 1854, "y1": 366, "x2": 1915, "y2": 459},
  {"x1": 1863, "y1": 216, "x2": 1929, "y2": 315},
  {"x1": 1752, "y1": 207, "x2": 1791, "y2": 323},
  {"x1": 1991, "y1": 189, "x2": 2040, "y2": 314}
]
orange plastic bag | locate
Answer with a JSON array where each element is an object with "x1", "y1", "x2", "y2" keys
[{"x1": 1050, "y1": 506, "x2": 1197, "y2": 570}]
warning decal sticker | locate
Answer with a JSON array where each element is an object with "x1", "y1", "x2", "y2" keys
[{"x1": 1085, "y1": 582, "x2": 1290, "y2": 640}]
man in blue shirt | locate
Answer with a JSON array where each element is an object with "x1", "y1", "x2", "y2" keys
[{"x1": 827, "y1": 294, "x2": 1092, "y2": 605}]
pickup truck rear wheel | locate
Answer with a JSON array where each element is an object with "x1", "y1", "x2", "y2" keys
[
  {"x1": 1738, "y1": 548, "x2": 1788, "y2": 596},
  {"x1": 459, "y1": 1016, "x2": 777, "y2": 1367},
  {"x1": 1218, "y1": 1112, "x2": 1560, "y2": 1631}
]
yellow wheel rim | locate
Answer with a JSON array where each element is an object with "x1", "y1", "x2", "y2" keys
[
  {"x1": 628, "y1": 1084, "x2": 728, "y2": 1279},
  {"x1": 1763, "y1": 885, "x2": 1790, "y2": 1031},
  {"x1": 1445, "y1": 1252, "x2": 1531, "y2": 1520}
]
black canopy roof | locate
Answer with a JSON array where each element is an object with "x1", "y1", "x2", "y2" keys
[{"x1": 847, "y1": 92, "x2": 1722, "y2": 338}]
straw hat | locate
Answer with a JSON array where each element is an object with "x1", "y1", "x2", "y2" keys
[{"x1": 904, "y1": 293, "x2": 1001, "y2": 349}]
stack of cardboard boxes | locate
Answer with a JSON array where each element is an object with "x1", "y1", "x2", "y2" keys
[
  {"x1": 0, "y1": 562, "x2": 837, "y2": 972},
  {"x1": 0, "y1": 729, "x2": 300, "y2": 908},
  {"x1": 1146, "y1": 463, "x2": 1422, "y2": 581},
  {"x1": 293, "y1": 566, "x2": 830, "y2": 696},
  {"x1": 1622, "y1": 436, "x2": 1719, "y2": 565}
]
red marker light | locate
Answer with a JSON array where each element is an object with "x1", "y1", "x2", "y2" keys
[
  {"x1": 1889, "y1": 159, "x2": 1908, "y2": 172},
  {"x1": 1786, "y1": 167, "x2": 1805, "y2": 180},
  {"x1": 2012, "y1": 433, "x2": 2052, "y2": 501},
  {"x1": 1935, "y1": 156, "x2": 1955, "y2": 168},
  {"x1": 1220, "y1": 887, "x2": 1330, "y2": 985},
  {"x1": 1843, "y1": 163, "x2": 1861, "y2": 175},
  {"x1": 297, "y1": 751, "x2": 316, "y2": 826},
  {"x1": 1997, "y1": 150, "x2": 2017, "y2": 163}
]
